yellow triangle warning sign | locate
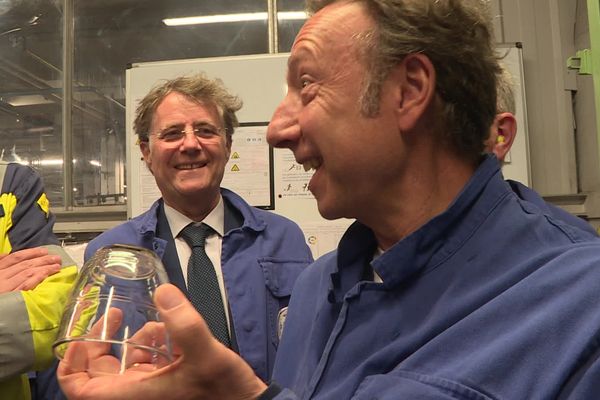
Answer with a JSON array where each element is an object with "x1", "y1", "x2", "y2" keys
[
  {"x1": 231, "y1": 164, "x2": 240, "y2": 172},
  {"x1": 232, "y1": 152, "x2": 240, "y2": 159}
]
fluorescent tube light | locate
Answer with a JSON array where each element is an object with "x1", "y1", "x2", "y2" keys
[
  {"x1": 5, "y1": 95, "x2": 54, "y2": 107},
  {"x1": 163, "y1": 11, "x2": 307, "y2": 26},
  {"x1": 278, "y1": 11, "x2": 307, "y2": 20}
]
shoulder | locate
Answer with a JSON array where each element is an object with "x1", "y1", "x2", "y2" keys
[
  {"x1": 222, "y1": 188, "x2": 304, "y2": 232},
  {"x1": 85, "y1": 211, "x2": 155, "y2": 259},
  {"x1": 293, "y1": 250, "x2": 337, "y2": 289},
  {"x1": 0, "y1": 163, "x2": 43, "y2": 196},
  {"x1": 254, "y1": 207, "x2": 301, "y2": 228},
  {"x1": 506, "y1": 179, "x2": 597, "y2": 239}
]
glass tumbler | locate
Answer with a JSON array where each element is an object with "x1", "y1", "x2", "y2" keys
[{"x1": 53, "y1": 244, "x2": 172, "y2": 374}]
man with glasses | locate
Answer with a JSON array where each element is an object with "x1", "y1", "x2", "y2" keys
[{"x1": 83, "y1": 74, "x2": 313, "y2": 381}]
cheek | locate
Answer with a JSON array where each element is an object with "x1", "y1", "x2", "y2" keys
[{"x1": 211, "y1": 141, "x2": 231, "y2": 162}]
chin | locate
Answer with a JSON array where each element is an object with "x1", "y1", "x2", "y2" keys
[{"x1": 316, "y1": 200, "x2": 347, "y2": 221}]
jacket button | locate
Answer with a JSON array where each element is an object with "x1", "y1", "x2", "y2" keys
[{"x1": 242, "y1": 320, "x2": 256, "y2": 332}]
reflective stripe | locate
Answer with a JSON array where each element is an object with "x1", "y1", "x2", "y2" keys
[
  {"x1": 37, "y1": 192, "x2": 50, "y2": 218},
  {"x1": 0, "y1": 292, "x2": 34, "y2": 379},
  {"x1": 42, "y1": 244, "x2": 77, "y2": 269},
  {"x1": 0, "y1": 163, "x2": 8, "y2": 189}
]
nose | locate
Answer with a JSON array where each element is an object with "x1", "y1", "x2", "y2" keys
[
  {"x1": 267, "y1": 93, "x2": 301, "y2": 149},
  {"x1": 180, "y1": 127, "x2": 201, "y2": 151}
]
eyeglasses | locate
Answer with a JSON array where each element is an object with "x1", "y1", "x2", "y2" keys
[{"x1": 153, "y1": 123, "x2": 227, "y2": 144}]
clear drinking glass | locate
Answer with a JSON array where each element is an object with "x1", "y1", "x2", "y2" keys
[{"x1": 53, "y1": 244, "x2": 172, "y2": 374}]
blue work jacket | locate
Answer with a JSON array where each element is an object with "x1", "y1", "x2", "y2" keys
[
  {"x1": 272, "y1": 155, "x2": 600, "y2": 399},
  {"x1": 85, "y1": 188, "x2": 313, "y2": 381}
]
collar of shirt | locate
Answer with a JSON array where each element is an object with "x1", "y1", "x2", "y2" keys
[
  {"x1": 163, "y1": 196, "x2": 225, "y2": 239},
  {"x1": 372, "y1": 247, "x2": 384, "y2": 284}
]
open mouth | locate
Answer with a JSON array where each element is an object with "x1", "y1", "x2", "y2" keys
[
  {"x1": 175, "y1": 162, "x2": 205, "y2": 170},
  {"x1": 302, "y1": 159, "x2": 322, "y2": 172}
]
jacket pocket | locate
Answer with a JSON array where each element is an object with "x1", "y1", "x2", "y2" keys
[{"x1": 260, "y1": 258, "x2": 308, "y2": 347}]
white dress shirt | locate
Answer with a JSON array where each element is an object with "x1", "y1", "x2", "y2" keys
[{"x1": 163, "y1": 197, "x2": 231, "y2": 332}]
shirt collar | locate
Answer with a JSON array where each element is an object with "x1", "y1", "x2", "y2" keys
[{"x1": 163, "y1": 196, "x2": 225, "y2": 239}]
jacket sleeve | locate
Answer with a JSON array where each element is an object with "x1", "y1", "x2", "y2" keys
[
  {"x1": 0, "y1": 245, "x2": 77, "y2": 379},
  {"x1": 0, "y1": 163, "x2": 58, "y2": 253}
]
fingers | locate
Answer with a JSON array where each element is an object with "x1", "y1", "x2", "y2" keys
[
  {"x1": 154, "y1": 284, "x2": 267, "y2": 398},
  {"x1": 0, "y1": 253, "x2": 61, "y2": 279},
  {"x1": 0, "y1": 247, "x2": 62, "y2": 293},
  {"x1": 153, "y1": 284, "x2": 218, "y2": 363},
  {"x1": 0, "y1": 247, "x2": 51, "y2": 269},
  {"x1": 15, "y1": 265, "x2": 62, "y2": 290},
  {"x1": 60, "y1": 308, "x2": 124, "y2": 374},
  {"x1": 126, "y1": 321, "x2": 173, "y2": 369}
]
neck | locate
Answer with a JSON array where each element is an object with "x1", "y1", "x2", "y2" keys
[
  {"x1": 367, "y1": 150, "x2": 477, "y2": 250},
  {"x1": 165, "y1": 192, "x2": 220, "y2": 222}
]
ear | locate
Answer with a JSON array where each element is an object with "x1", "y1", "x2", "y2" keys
[
  {"x1": 139, "y1": 141, "x2": 154, "y2": 174},
  {"x1": 492, "y1": 112, "x2": 517, "y2": 162},
  {"x1": 394, "y1": 53, "x2": 436, "y2": 132}
]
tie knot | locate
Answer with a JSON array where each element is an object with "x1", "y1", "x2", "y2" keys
[{"x1": 180, "y1": 223, "x2": 213, "y2": 247}]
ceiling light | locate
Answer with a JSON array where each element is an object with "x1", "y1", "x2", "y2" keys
[
  {"x1": 4, "y1": 95, "x2": 54, "y2": 107},
  {"x1": 163, "y1": 11, "x2": 307, "y2": 26}
]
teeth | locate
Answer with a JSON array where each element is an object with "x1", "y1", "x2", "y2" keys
[
  {"x1": 178, "y1": 163, "x2": 202, "y2": 170},
  {"x1": 302, "y1": 160, "x2": 320, "y2": 172}
]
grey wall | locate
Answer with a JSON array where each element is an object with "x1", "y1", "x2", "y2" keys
[{"x1": 493, "y1": 0, "x2": 600, "y2": 225}]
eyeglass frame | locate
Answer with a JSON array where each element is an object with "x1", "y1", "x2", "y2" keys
[{"x1": 139, "y1": 121, "x2": 229, "y2": 144}]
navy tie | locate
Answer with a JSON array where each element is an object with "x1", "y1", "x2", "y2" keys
[{"x1": 180, "y1": 223, "x2": 231, "y2": 347}]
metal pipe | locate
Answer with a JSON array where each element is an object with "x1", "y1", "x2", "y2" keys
[
  {"x1": 267, "y1": 0, "x2": 279, "y2": 54},
  {"x1": 62, "y1": 0, "x2": 74, "y2": 209}
]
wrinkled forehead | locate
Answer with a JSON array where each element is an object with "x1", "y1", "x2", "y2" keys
[
  {"x1": 151, "y1": 92, "x2": 222, "y2": 128},
  {"x1": 289, "y1": 2, "x2": 373, "y2": 64}
]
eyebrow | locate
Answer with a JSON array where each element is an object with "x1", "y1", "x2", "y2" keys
[
  {"x1": 158, "y1": 122, "x2": 185, "y2": 131},
  {"x1": 287, "y1": 55, "x2": 300, "y2": 80},
  {"x1": 160, "y1": 120, "x2": 216, "y2": 130},
  {"x1": 287, "y1": 53, "x2": 299, "y2": 69}
]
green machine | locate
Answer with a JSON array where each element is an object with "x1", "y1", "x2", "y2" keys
[{"x1": 568, "y1": 0, "x2": 600, "y2": 163}]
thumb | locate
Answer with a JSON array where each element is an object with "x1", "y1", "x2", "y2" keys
[{"x1": 154, "y1": 284, "x2": 217, "y2": 360}]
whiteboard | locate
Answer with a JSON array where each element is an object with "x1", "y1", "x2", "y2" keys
[{"x1": 125, "y1": 54, "x2": 351, "y2": 259}]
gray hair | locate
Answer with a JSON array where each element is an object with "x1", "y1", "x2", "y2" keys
[
  {"x1": 134, "y1": 73, "x2": 242, "y2": 142},
  {"x1": 496, "y1": 64, "x2": 516, "y2": 114},
  {"x1": 306, "y1": 0, "x2": 501, "y2": 163}
]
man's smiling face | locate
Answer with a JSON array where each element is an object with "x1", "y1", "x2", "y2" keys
[{"x1": 140, "y1": 91, "x2": 230, "y2": 215}]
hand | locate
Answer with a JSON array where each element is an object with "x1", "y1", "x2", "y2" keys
[
  {"x1": 0, "y1": 247, "x2": 62, "y2": 293},
  {"x1": 58, "y1": 283, "x2": 268, "y2": 400}
]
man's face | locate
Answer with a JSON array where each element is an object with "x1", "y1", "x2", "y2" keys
[
  {"x1": 267, "y1": 2, "x2": 405, "y2": 221},
  {"x1": 140, "y1": 91, "x2": 231, "y2": 214}
]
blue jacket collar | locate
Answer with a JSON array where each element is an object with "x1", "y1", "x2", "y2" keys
[{"x1": 135, "y1": 187, "x2": 268, "y2": 237}]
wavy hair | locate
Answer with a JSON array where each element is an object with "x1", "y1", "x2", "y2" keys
[{"x1": 134, "y1": 73, "x2": 242, "y2": 143}]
